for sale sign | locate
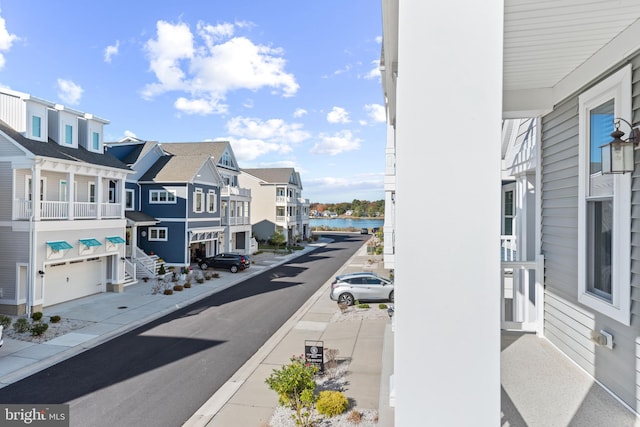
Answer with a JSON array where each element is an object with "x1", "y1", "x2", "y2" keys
[{"x1": 304, "y1": 340, "x2": 324, "y2": 373}]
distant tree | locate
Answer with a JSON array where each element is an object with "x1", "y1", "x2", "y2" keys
[{"x1": 269, "y1": 231, "x2": 286, "y2": 251}]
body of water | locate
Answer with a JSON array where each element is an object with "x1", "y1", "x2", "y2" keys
[{"x1": 309, "y1": 217, "x2": 384, "y2": 229}]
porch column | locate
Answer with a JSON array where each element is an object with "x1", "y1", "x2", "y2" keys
[
  {"x1": 32, "y1": 168, "x2": 41, "y2": 221},
  {"x1": 67, "y1": 171, "x2": 75, "y2": 220},
  {"x1": 95, "y1": 175, "x2": 103, "y2": 220},
  {"x1": 394, "y1": 1, "x2": 502, "y2": 425}
]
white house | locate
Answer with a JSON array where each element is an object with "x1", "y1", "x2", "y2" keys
[
  {"x1": 0, "y1": 88, "x2": 131, "y2": 315},
  {"x1": 381, "y1": 1, "x2": 640, "y2": 425}
]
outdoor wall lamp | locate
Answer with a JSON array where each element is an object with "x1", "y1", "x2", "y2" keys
[
  {"x1": 601, "y1": 117, "x2": 639, "y2": 174},
  {"x1": 38, "y1": 270, "x2": 45, "y2": 276}
]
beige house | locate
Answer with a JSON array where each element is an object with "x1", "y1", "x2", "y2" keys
[{"x1": 238, "y1": 168, "x2": 310, "y2": 244}]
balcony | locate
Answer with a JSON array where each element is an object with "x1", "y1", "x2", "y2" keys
[
  {"x1": 220, "y1": 186, "x2": 251, "y2": 198},
  {"x1": 14, "y1": 199, "x2": 122, "y2": 220},
  {"x1": 222, "y1": 215, "x2": 251, "y2": 226}
]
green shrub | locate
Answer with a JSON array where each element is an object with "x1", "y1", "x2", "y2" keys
[
  {"x1": 265, "y1": 355, "x2": 317, "y2": 426},
  {"x1": 49, "y1": 315, "x2": 61, "y2": 323},
  {"x1": 184, "y1": 282, "x2": 192, "y2": 288},
  {"x1": 357, "y1": 303, "x2": 370, "y2": 309},
  {"x1": 0, "y1": 315, "x2": 11, "y2": 329},
  {"x1": 163, "y1": 289, "x2": 173, "y2": 295},
  {"x1": 315, "y1": 390, "x2": 349, "y2": 417},
  {"x1": 13, "y1": 318, "x2": 29, "y2": 333},
  {"x1": 378, "y1": 303, "x2": 388, "y2": 309},
  {"x1": 31, "y1": 311, "x2": 43, "y2": 321},
  {"x1": 173, "y1": 285, "x2": 184, "y2": 291},
  {"x1": 30, "y1": 322, "x2": 48, "y2": 336}
]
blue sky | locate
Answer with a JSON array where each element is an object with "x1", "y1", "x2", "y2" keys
[{"x1": 0, "y1": 1, "x2": 386, "y2": 204}]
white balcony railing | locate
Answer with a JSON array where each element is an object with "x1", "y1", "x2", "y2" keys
[
  {"x1": 221, "y1": 216, "x2": 251, "y2": 226},
  {"x1": 13, "y1": 199, "x2": 122, "y2": 220},
  {"x1": 220, "y1": 186, "x2": 251, "y2": 198},
  {"x1": 501, "y1": 235, "x2": 517, "y2": 261}
]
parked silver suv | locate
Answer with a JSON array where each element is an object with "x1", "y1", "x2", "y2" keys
[{"x1": 330, "y1": 272, "x2": 394, "y2": 306}]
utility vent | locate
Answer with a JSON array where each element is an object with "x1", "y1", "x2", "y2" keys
[{"x1": 590, "y1": 330, "x2": 614, "y2": 350}]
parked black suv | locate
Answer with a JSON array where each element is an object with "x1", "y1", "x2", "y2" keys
[{"x1": 197, "y1": 253, "x2": 250, "y2": 273}]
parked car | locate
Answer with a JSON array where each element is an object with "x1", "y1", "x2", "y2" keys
[
  {"x1": 360, "y1": 228, "x2": 369, "y2": 234},
  {"x1": 198, "y1": 253, "x2": 250, "y2": 273},
  {"x1": 330, "y1": 272, "x2": 394, "y2": 306}
]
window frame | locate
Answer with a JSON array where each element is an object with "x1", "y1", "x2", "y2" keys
[
  {"x1": 207, "y1": 190, "x2": 217, "y2": 213},
  {"x1": 125, "y1": 189, "x2": 135, "y2": 210},
  {"x1": 149, "y1": 227, "x2": 168, "y2": 241},
  {"x1": 577, "y1": 64, "x2": 632, "y2": 325},
  {"x1": 149, "y1": 189, "x2": 176, "y2": 204},
  {"x1": 193, "y1": 188, "x2": 204, "y2": 213},
  {"x1": 64, "y1": 124, "x2": 73, "y2": 145},
  {"x1": 32, "y1": 115, "x2": 41, "y2": 138}
]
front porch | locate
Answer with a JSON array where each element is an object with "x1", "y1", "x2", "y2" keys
[{"x1": 501, "y1": 331, "x2": 638, "y2": 426}]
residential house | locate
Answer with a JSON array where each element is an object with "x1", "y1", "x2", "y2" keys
[
  {"x1": 381, "y1": 0, "x2": 640, "y2": 425},
  {"x1": 106, "y1": 140, "x2": 227, "y2": 273},
  {"x1": 238, "y1": 168, "x2": 310, "y2": 244},
  {"x1": 0, "y1": 88, "x2": 131, "y2": 315}
]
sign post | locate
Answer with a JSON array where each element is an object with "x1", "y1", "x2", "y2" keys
[{"x1": 304, "y1": 340, "x2": 324, "y2": 373}]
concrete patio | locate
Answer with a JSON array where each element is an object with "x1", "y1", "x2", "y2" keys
[{"x1": 501, "y1": 331, "x2": 639, "y2": 427}]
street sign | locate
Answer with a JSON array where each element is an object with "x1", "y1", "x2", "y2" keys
[{"x1": 304, "y1": 340, "x2": 324, "y2": 373}]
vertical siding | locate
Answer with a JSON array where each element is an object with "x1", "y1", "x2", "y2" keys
[
  {"x1": 541, "y1": 56, "x2": 640, "y2": 412},
  {"x1": 0, "y1": 227, "x2": 29, "y2": 302}
]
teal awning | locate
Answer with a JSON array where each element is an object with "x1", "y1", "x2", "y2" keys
[
  {"x1": 79, "y1": 238, "x2": 102, "y2": 247},
  {"x1": 106, "y1": 236, "x2": 126, "y2": 244},
  {"x1": 47, "y1": 241, "x2": 73, "y2": 251}
]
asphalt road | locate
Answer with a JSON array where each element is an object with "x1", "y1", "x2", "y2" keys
[{"x1": 0, "y1": 233, "x2": 367, "y2": 427}]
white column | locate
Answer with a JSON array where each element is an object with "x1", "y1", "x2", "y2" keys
[
  {"x1": 394, "y1": 1, "x2": 502, "y2": 426},
  {"x1": 32, "y1": 168, "x2": 41, "y2": 221},
  {"x1": 67, "y1": 171, "x2": 75, "y2": 220},
  {"x1": 96, "y1": 176, "x2": 103, "y2": 220}
]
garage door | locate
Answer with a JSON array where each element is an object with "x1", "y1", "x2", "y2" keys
[{"x1": 44, "y1": 258, "x2": 104, "y2": 307}]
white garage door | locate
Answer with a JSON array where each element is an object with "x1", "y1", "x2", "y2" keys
[{"x1": 44, "y1": 258, "x2": 104, "y2": 307}]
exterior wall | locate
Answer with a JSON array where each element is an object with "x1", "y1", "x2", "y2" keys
[
  {"x1": 0, "y1": 163, "x2": 13, "y2": 221},
  {"x1": 238, "y1": 174, "x2": 276, "y2": 241},
  {"x1": 0, "y1": 226, "x2": 29, "y2": 304},
  {"x1": 0, "y1": 92, "x2": 26, "y2": 132},
  {"x1": 541, "y1": 55, "x2": 640, "y2": 411},
  {"x1": 137, "y1": 220, "x2": 186, "y2": 264},
  {"x1": 0, "y1": 133, "x2": 25, "y2": 156}
]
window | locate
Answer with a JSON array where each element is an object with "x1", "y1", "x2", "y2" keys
[
  {"x1": 149, "y1": 189, "x2": 176, "y2": 204},
  {"x1": 26, "y1": 176, "x2": 45, "y2": 201},
  {"x1": 92, "y1": 132, "x2": 100, "y2": 150},
  {"x1": 502, "y1": 187, "x2": 514, "y2": 235},
  {"x1": 193, "y1": 188, "x2": 203, "y2": 213},
  {"x1": 60, "y1": 180, "x2": 68, "y2": 202},
  {"x1": 207, "y1": 190, "x2": 217, "y2": 213},
  {"x1": 88, "y1": 182, "x2": 96, "y2": 203},
  {"x1": 64, "y1": 124, "x2": 73, "y2": 144},
  {"x1": 578, "y1": 65, "x2": 632, "y2": 325},
  {"x1": 125, "y1": 189, "x2": 135, "y2": 210},
  {"x1": 32, "y1": 116, "x2": 41, "y2": 138},
  {"x1": 277, "y1": 187, "x2": 285, "y2": 197},
  {"x1": 149, "y1": 227, "x2": 168, "y2": 241}
]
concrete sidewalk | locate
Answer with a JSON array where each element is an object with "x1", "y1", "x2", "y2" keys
[
  {"x1": 0, "y1": 237, "x2": 394, "y2": 426},
  {"x1": 185, "y1": 242, "x2": 395, "y2": 427}
]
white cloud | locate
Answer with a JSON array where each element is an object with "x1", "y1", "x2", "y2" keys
[
  {"x1": 124, "y1": 130, "x2": 137, "y2": 138},
  {"x1": 174, "y1": 97, "x2": 227, "y2": 115},
  {"x1": 56, "y1": 79, "x2": 83, "y2": 105},
  {"x1": 363, "y1": 59, "x2": 381, "y2": 80},
  {"x1": 226, "y1": 116, "x2": 311, "y2": 144},
  {"x1": 0, "y1": 16, "x2": 18, "y2": 70},
  {"x1": 225, "y1": 137, "x2": 288, "y2": 161},
  {"x1": 364, "y1": 103, "x2": 386, "y2": 123},
  {"x1": 104, "y1": 40, "x2": 119, "y2": 63},
  {"x1": 327, "y1": 107, "x2": 351, "y2": 124},
  {"x1": 142, "y1": 20, "x2": 298, "y2": 115},
  {"x1": 375, "y1": 35, "x2": 382, "y2": 44},
  {"x1": 311, "y1": 130, "x2": 361, "y2": 155},
  {"x1": 293, "y1": 108, "x2": 307, "y2": 118}
]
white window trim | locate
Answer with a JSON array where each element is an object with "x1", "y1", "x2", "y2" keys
[
  {"x1": 193, "y1": 188, "x2": 204, "y2": 213},
  {"x1": 207, "y1": 190, "x2": 217, "y2": 213},
  {"x1": 577, "y1": 64, "x2": 632, "y2": 325},
  {"x1": 88, "y1": 182, "x2": 96, "y2": 203},
  {"x1": 125, "y1": 189, "x2": 135, "y2": 210},
  {"x1": 149, "y1": 189, "x2": 176, "y2": 204},
  {"x1": 149, "y1": 227, "x2": 168, "y2": 241}
]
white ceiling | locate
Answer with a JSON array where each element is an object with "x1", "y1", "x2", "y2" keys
[{"x1": 503, "y1": 0, "x2": 640, "y2": 116}]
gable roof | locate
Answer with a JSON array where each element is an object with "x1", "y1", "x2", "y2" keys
[
  {"x1": 0, "y1": 119, "x2": 131, "y2": 171},
  {"x1": 139, "y1": 142, "x2": 227, "y2": 183},
  {"x1": 241, "y1": 168, "x2": 300, "y2": 186}
]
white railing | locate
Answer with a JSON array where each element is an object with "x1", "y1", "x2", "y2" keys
[
  {"x1": 501, "y1": 235, "x2": 517, "y2": 261},
  {"x1": 501, "y1": 256, "x2": 544, "y2": 333},
  {"x1": 134, "y1": 247, "x2": 159, "y2": 279},
  {"x1": 220, "y1": 186, "x2": 251, "y2": 198},
  {"x1": 74, "y1": 202, "x2": 98, "y2": 218},
  {"x1": 13, "y1": 199, "x2": 122, "y2": 220},
  {"x1": 222, "y1": 216, "x2": 251, "y2": 226},
  {"x1": 123, "y1": 258, "x2": 137, "y2": 283}
]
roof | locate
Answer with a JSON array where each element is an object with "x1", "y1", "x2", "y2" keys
[
  {"x1": 125, "y1": 210, "x2": 158, "y2": 224},
  {"x1": 241, "y1": 167, "x2": 300, "y2": 185},
  {"x1": 0, "y1": 120, "x2": 131, "y2": 171}
]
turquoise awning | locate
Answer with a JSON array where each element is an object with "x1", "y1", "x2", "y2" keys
[
  {"x1": 106, "y1": 236, "x2": 126, "y2": 244},
  {"x1": 79, "y1": 238, "x2": 102, "y2": 247},
  {"x1": 47, "y1": 241, "x2": 73, "y2": 251}
]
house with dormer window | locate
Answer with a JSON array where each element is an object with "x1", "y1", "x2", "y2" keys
[
  {"x1": 106, "y1": 139, "x2": 251, "y2": 272},
  {"x1": 0, "y1": 87, "x2": 132, "y2": 315}
]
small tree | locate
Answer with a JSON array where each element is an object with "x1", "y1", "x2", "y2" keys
[
  {"x1": 270, "y1": 231, "x2": 287, "y2": 253},
  {"x1": 265, "y1": 355, "x2": 318, "y2": 427}
]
